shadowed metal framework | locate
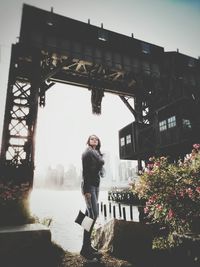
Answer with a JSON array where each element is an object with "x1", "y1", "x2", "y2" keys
[
  {"x1": 119, "y1": 52, "x2": 200, "y2": 162},
  {"x1": 0, "y1": 4, "x2": 200, "y2": 185}
]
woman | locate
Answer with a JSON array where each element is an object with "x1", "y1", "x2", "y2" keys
[{"x1": 80, "y1": 134, "x2": 105, "y2": 260}]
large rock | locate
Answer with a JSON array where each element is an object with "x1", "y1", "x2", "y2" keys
[{"x1": 93, "y1": 219, "x2": 154, "y2": 265}]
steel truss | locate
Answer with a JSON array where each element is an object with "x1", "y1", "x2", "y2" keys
[
  {"x1": 0, "y1": 42, "x2": 165, "y2": 184},
  {"x1": 0, "y1": 43, "x2": 136, "y2": 184}
]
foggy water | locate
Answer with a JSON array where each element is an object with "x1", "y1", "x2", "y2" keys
[{"x1": 29, "y1": 189, "x2": 139, "y2": 252}]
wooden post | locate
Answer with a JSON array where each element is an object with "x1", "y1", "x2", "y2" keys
[
  {"x1": 113, "y1": 205, "x2": 116, "y2": 218},
  {"x1": 100, "y1": 201, "x2": 103, "y2": 212},
  {"x1": 123, "y1": 207, "x2": 126, "y2": 221},
  {"x1": 109, "y1": 202, "x2": 111, "y2": 213},
  {"x1": 130, "y1": 204, "x2": 133, "y2": 220},
  {"x1": 137, "y1": 158, "x2": 142, "y2": 173},
  {"x1": 118, "y1": 203, "x2": 122, "y2": 217},
  {"x1": 103, "y1": 204, "x2": 107, "y2": 217}
]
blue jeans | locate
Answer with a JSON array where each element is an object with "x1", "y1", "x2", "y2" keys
[{"x1": 82, "y1": 185, "x2": 99, "y2": 249}]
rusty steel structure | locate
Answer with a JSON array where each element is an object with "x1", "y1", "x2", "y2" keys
[
  {"x1": 119, "y1": 52, "x2": 200, "y2": 162},
  {"x1": 0, "y1": 4, "x2": 200, "y2": 185}
]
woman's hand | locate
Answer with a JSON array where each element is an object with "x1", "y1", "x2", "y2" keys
[{"x1": 84, "y1": 193, "x2": 91, "y2": 200}]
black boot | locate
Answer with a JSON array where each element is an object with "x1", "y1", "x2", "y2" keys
[
  {"x1": 89, "y1": 245, "x2": 103, "y2": 258},
  {"x1": 81, "y1": 230, "x2": 99, "y2": 261},
  {"x1": 80, "y1": 247, "x2": 98, "y2": 261},
  {"x1": 89, "y1": 246, "x2": 98, "y2": 253}
]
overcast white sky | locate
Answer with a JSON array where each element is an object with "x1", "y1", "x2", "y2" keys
[{"x1": 0, "y1": 0, "x2": 199, "y2": 174}]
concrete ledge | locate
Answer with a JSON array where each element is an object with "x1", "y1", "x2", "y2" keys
[
  {"x1": 0, "y1": 223, "x2": 52, "y2": 266},
  {"x1": 0, "y1": 223, "x2": 50, "y2": 233}
]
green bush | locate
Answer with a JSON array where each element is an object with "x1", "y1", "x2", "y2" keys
[{"x1": 134, "y1": 144, "x2": 200, "y2": 249}]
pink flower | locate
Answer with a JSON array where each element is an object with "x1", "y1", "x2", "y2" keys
[
  {"x1": 149, "y1": 157, "x2": 155, "y2": 162},
  {"x1": 179, "y1": 190, "x2": 185, "y2": 197},
  {"x1": 185, "y1": 188, "x2": 193, "y2": 198},
  {"x1": 147, "y1": 163, "x2": 154, "y2": 170},
  {"x1": 148, "y1": 194, "x2": 158, "y2": 204},
  {"x1": 167, "y1": 209, "x2": 175, "y2": 220},
  {"x1": 196, "y1": 187, "x2": 200, "y2": 194},
  {"x1": 146, "y1": 170, "x2": 154, "y2": 175},
  {"x1": 156, "y1": 204, "x2": 163, "y2": 211},
  {"x1": 193, "y1": 144, "x2": 200, "y2": 150},
  {"x1": 144, "y1": 207, "x2": 149, "y2": 214},
  {"x1": 154, "y1": 162, "x2": 161, "y2": 167}
]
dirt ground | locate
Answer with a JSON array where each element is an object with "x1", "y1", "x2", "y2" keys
[
  {"x1": 57, "y1": 248, "x2": 134, "y2": 267},
  {"x1": 2, "y1": 238, "x2": 134, "y2": 267}
]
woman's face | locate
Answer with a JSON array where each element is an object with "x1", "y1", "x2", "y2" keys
[{"x1": 88, "y1": 135, "x2": 99, "y2": 147}]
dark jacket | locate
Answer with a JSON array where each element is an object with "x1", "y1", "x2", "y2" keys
[{"x1": 81, "y1": 147, "x2": 105, "y2": 193}]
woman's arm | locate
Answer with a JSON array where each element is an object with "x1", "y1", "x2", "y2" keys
[{"x1": 82, "y1": 150, "x2": 92, "y2": 194}]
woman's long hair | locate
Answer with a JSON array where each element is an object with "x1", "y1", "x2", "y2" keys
[{"x1": 86, "y1": 135, "x2": 103, "y2": 156}]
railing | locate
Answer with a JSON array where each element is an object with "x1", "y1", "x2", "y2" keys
[
  {"x1": 108, "y1": 189, "x2": 144, "y2": 205},
  {"x1": 96, "y1": 189, "x2": 147, "y2": 223}
]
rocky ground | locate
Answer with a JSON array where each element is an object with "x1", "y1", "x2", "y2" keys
[
  {"x1": 4, "y1": 239, "x2": 197, "y2": 267},
  {"x1": 58, "y1": 250, "x2": 133, "y2": 267},
  {"x1": 3, "y1": 241, "x2": 134, "y2": 267}
]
